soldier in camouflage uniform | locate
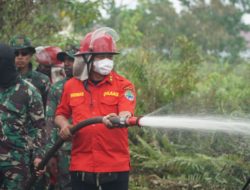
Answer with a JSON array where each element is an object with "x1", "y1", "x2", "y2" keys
[
  {"x1": 9, "y1": 35, "x2": 50, "y2": 107},
  {"x1": 46, "y1": 46, "x2": 78, "y2": 190},
  {"x1": 0, "y1": 43, "x2": 47, "y2": 190}
]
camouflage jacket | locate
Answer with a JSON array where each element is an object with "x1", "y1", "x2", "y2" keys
[
  {"x1": 21, "y1": 63, "x2": 50, "y2": 107},
  {"x1": 0, "y1": 77, "x2": 47, "y2": 165},
  {"x1": 46, "y1": 78, "x2": 71, "y2": 151}
]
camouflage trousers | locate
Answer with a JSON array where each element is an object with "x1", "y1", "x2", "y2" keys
[
  {"x1": 32, "y1": 173, "x2": 50, "y2": 190},
  {"x1": 56, "y1": 149, "x2": 71, "y2": 190},
  {"x1": 46, "y1": 128, "x2": 72, "y2": 190},
  {"x1": 0, "y1": 163, "x2": 29, "y2": 190}
]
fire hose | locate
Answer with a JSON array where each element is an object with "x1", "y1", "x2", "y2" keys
[{"x1": 25, "y1": 116, "x2": 141, "y2": 190}]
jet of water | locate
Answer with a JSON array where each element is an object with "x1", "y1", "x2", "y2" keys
[{"x1": 139, "y1": 116, "x2": 250, "y2": 135}]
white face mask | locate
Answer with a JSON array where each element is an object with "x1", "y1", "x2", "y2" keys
[{"x1": 93, "y1": 58, "x2": 114, "y2": 75}]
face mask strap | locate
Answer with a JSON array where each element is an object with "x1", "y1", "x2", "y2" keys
[{"x1": 81, "y1": 54, "x2": 96, "y2": 79}]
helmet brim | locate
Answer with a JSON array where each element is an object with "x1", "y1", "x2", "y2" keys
[
  {"x1": 14, "y1": 46, "x2": 36, "y2": 54},
  {"x1": 74, "y1": 52, "x2": 120, "y2": 56},
  {"x1": 57, "y1": 51, "x2": 75, "y2": 61},
  {"x1": 57, "y1": 52, "x2": 66, "y2": 61}
]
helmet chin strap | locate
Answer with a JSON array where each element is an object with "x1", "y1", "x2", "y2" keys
[{"x1": 82, "y1": 54, "x2": 95, "y2": 79}]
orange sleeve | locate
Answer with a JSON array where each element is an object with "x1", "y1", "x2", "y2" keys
[{"x1": 55, "y1": 81, "x2": 72, "y2": 119}]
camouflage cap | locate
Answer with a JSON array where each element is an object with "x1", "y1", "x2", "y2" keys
[
  {"x1": 9, "y1": 35, "x2": 36, "y2": 54},
  {"x1": 57, "y1": 46, "x2": 79, "y2": 61}
]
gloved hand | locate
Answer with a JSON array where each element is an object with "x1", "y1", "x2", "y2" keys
[
  {"x1": 103, "y1": 112, "x2": 132, "y2": 128},
  {"x1": 102, "y1": 113, "x2": 118, "y2": 128}
]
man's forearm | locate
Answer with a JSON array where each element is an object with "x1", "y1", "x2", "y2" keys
[{"x1": 54, "y1": 115, "x2": 71, "y2": 129}]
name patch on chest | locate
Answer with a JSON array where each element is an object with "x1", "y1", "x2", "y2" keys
[
  {"x1": 103, "y1": 91, "x2": 119, "y2": 97},
  {"x1": 70, "y1": 92, "x2": 84, "y2": 98}
]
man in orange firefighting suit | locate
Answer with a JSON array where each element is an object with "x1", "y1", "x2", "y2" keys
[{"x1": 55, "y1": 27, "x2": 136, "y2": 190}]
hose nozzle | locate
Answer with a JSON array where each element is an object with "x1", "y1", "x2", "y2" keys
[
  {"x1": 109, "y1": 116, "x2": 142, "y2": 128},
  {"x1": 126, "y1": 116, "x2": 142, "y2": 127}
]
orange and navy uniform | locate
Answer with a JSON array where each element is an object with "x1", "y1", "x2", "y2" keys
[{"x1": 55, "y1": 71, "x2": 136, "y2": 173}]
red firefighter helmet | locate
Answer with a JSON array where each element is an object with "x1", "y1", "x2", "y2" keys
[
  {"x1": 76, "y1": 27, "x2": 119, "y2": 56},
  {"x1": 35, "y1": 46, "x2": 63, "y2": 67},
  {"x1": 75, "y1": 32, "x2": 92, "y2": 56},
  {"x1": 89, "y1": 34, "x2": 118, "y2": 54}
]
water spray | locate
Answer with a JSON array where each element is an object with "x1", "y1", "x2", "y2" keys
[{"x1": 138, "y1": 115, "x2": 250, "y2": 135}]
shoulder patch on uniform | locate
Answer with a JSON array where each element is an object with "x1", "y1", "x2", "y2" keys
[{"x1": 124, "y1": 90, "x2": 134, "y2": 101}]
